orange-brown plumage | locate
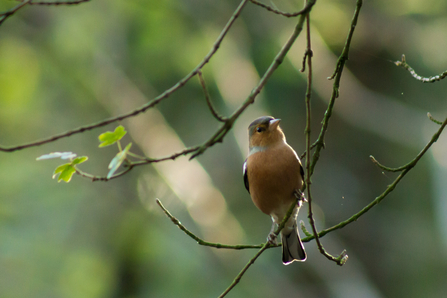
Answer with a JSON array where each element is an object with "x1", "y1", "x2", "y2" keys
[{"x1": 244, "y1": 116, "x2": 306, "y2": 264}]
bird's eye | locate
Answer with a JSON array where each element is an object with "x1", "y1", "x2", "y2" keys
[{"x1": 256, "y1": 127, "x2": 265, "y2": 133}]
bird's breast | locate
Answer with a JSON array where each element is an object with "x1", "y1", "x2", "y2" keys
[{"x1": 247, "y1": 144, "x2": 302, "y2": 217}]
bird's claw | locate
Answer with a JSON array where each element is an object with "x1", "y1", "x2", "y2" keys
[
  {"x1": 294, "y1": 189, "x2": 307, "y2": 203},
  {"x1": 267, "y1": 233, "x2": 278, "y2": 245}
]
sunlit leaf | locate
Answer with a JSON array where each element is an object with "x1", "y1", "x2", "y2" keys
[
  {"x1": 72, "y1": 156, "x2": 88, "y2": 165},
  {"x1": 107, "y1": 143, "x2": 132, "y2": 179},
  {"x1": 98, "y1": 125, "x2": 127, "y2": 147},
  {"x1": 36, "y1": 152, "x2": 76, "y2": 160},
  {"x1": 52, "y1": 163, "x2": 76, "y2": 183}
]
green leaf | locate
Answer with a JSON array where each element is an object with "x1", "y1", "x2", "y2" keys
[
  {"x1": 107, "y1": 143, "x2": 132, "y2": 179},
  {"x1": 52, "y1": 163, "x2": 76, "y2": 183},
  {"x1": 72, "y1": 156, "x2": 88, "y2": 165},
  {"x1": 98, "y1": 125, "x2": 127, "y2": 147}
]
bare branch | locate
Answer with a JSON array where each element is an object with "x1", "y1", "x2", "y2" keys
[
  {"x1": 427, "y1": 112, "x2": 443, "y2": 125},
  {"x1": 310, "y1": 0, "x2": 363, "y2": 176},
  {"x1": 190, "y1": 1, "x2": 313, "y2": 159},
  {"x1": 28, "y1": 0, "x2": 90, "y2": 5},
  {"x1": 304, "y1": 117, "x2": 447, "y2": 241},
  {"x1": 0, "y1": 0, "x2": 31, "y2": 26},
  {"x1": 369, "y1": 155, "x2": 407, "y2": 172},
  {"x1": 218, "y1": 242, "x2": 272, "y2": 298},
  {"x1": 249, "y1": 0, "x2": 315, "y2": 18},
  {"x1": 219, "y1": 198, "x2": 299, "y2": 298},
  {"x1": 395, "y1": 54, "x2": 447, "y2": 83},
  {"x1": 0, "y1": 0, "x2": 249, "y2": 152},
  {"x1": 156, "y1": 199, "x2": 264, "y2": 250},
  {"x1": 197, "y1": 71, "x2": 227, "y2": 122},
  {"x1": 1, "y1": 0, "x2": 90, "y2": 26},
  {"x1": 303, "y1": 12, "x2": 347, "y2": 266}
]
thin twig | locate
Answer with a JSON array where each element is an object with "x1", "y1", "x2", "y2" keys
[
  {"x1": 156, "y1": 199, "x2": 263, "y2": 249},
  {"x1": 29, "y1": 0, "x2": 314, "y2": 183},
  {"x1": 218, "y1": 242, "x2": 272, "y2": 298},
  {"x1": 0, "y1": 0, "x2": 31, "y2": 26},
  {"x1": 1, "y1": 0, "x2": 90, "y2": 26},
  {"x1": 190, "y1": 0, "x2": 316, "y2": 160},
  {"x1": 28, "y1": 0, "x2": 90, "y2": 5},
  {"x1": 249, "y1": 0, "x2": 314, "y2": 18},
  {"x1": 75, "y1": 165, "x2": 133, "y2": 182},
  {"x1": 158, "y1": 115, "x2": 447, "y2": 252},
  {"x1": 303, "y1": 117, "x2": 447, "y2": 241},
  {"x1": 309, "y1": 0, "x2": 363, "y2": 176},
  {"x1": 395, "y1": 54, "x2": 447, "y2": 83},
  {"x1": 156, "y1": 119, "x2": 447, "y2": 293},
  {"x1": 427, "y1": 112, "x2": 443, "y2": 125},
  {"x1": 0, "y1": 0, "x2": 249, "y2": 152},
  {"x1": 370, "y1": 112, "x2": 444, "y2": 173},
  {"x1": 303, "y1": 12, "x2": 347, "y2": 266},
  {"x1": 217, "y1": 6, "x2": 317, "y2": 294},
  {"x1": 369, "y1": 155, "x2": 407, "y2": 172},
  {"x1": 327, "y1": 0, "x2": 363, "y2": 82},
  {"x1": 218, "y1": 198, "x2": 298, "y2": 297},
  {"x1": 157, "y1": 195, "x2": 300, "y2": 298},
  {"x1": 197, "y1": 71, "x2": 227, "y2": 122},
  {"x1": 76, "y1": 147, "x2": 199, "y2": 181}
]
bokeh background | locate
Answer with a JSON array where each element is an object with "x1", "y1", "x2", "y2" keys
[{"x1": 1, "y1": 0, "x2": 447, "y2": 297}]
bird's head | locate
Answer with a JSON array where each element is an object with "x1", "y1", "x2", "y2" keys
[{"x1": 248, "y1": 116, "x2": 285, "y2": 151}]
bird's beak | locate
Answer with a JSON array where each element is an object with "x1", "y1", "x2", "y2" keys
[{"x1": 269, "y1": 118, "x2": 281, "y2": 131}]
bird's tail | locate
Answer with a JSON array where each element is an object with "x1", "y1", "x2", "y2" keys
[{"x1": 281, "y1": 223, "x2": 306, "y2": 265}]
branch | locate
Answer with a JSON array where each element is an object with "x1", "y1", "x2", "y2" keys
[
  {"x1": 156, "y1": 115, "x2": 447, "y2": 292},
  {"x1": 32, "y1": 4, "x2": 312, "y2": 183},
  {"x1": 249, "y1": 0, "x2": 315, "y2": 18},
  {"x1": 427, "y1": 112, "x2": 443, "y2": 125},
  {"x1": 0, "y1": 0, "x2": 31, "y2": 26},
  {"x1": 197, "y1": 71, "x2": 227, "y2": 122},
  {"x1": 27, "y1": 0, "x2": 90, "y2": 5},
  {"x1": 218, "y1": 242, "x2": 272, "y2": 298},
  {"x1": 220, "y1": 197, "x2": 305, "y2": 298},
  {"x1": 370, "y1": 112, "x2": 445, "y2": 173},
  {"x1": 310, "y1": 0, "x2": 363, "y2": 176},
  {"x1": 0, "y1": 0, "x2": 249, "y2": 152},
  {"x1": 157, "y1": 189, "x2": 300, "y2": 298},
  {"x1": 190, "y1": 0, "x2": 315, "y2": 160},
  {"x1": 303, "y1": 117, "x2": 447, "y2": 241},
  {"x1": 395, "y1": 54, "x2": 447, "y2": 83},
  {"x1": 303, "y1": 13, "x2": 347, "y2": 266},
  {"x1": 369, "y1": 155, "x2": 408, "y2": 172},
  {"x1": 1, "y1": 0, "x2": 90, "y2": 26},
  {"x1": 156, "y1": 199, "x2": 262, "y2": 249}
]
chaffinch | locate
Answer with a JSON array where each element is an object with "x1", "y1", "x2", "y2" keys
[{"x1": 243, "y1": 116, "x2": 307, "y2": 264}]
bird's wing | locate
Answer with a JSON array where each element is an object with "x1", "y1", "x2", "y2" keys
[{"x1": 243, "y1": 159, "x2": 250, "y2": 193}]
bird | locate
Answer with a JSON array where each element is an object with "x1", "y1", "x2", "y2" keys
[{"x1": 243, "y1": 116, "x2": 307, "y2": 264}]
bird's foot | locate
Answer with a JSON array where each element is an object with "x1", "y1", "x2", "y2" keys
[
  {"x1": 294, "y1": 189, "x2": 307, "y2": 203},
  {"x1": 267, "y1": 233, "x2": 278, "y2": 245}
]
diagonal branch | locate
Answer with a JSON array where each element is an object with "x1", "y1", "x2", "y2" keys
[
  {"x1": 303, "y1": 117, "x2": 447, "y2": 241},
  {"x1": 0, "y1": 0, "x2": 31, "y2": 26},
  {"x1": 310, "y1": 0, "x2": 363, "y2": 176},
  {"x1": 0, "y1": 0, "x2": 249, "y2": 152},
  {"x1": 35, "y1": 0, "x2": 313, "y2": 183},
  {"x1": 190, "y1": 0, "x2": 315, "y2": 160},
  {"x1": 218, "y1": 242, "x2": 272, "y2": 298}
]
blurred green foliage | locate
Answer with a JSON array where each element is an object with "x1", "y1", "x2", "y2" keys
[{"x1": 1, "y1": 0, "x2": 447, "y2": 297}]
